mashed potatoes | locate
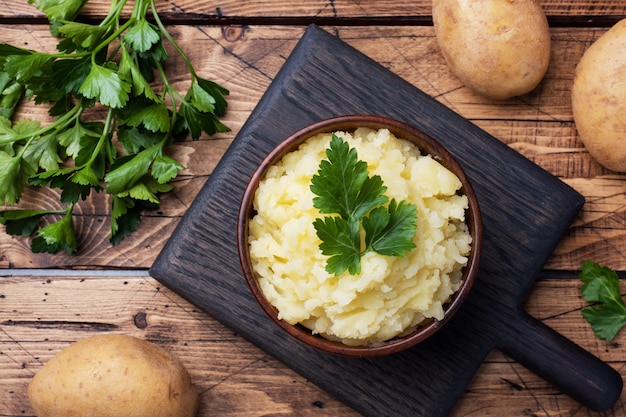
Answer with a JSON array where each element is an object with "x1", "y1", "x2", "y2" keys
[{"x1": 248, "y1": 128, "x2": 472, "y2": 346}]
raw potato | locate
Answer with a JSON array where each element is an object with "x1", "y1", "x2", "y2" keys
[
  {"x1": 571, "y1": 19, "x2": 626, "y2": 172},
  {"x1": 28, "y1": 334, "x2": 199, "y2": 417},
  {"x1": 432, "y1": 0, "x2": 551, "y2": 100}
]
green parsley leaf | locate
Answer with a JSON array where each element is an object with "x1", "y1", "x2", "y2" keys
[
  {"x1": 120, "y1": 98, "x2": 170, "y2": 133},
  {"x1": 29, "y1": 166, "x2": 95, "y2": 204},
  {"x1": 311, "y1": 135, "x2": 418, "y2": 275},
  {"x1": 105, "y1": 145, "x2": 159, "y2": 195},
  {"x1": 190, "y1": 82, "x2": 216, "y2": 113},
  {"x1": 3, "y1": 52, "x2": 52, "y2": 82},
  {"x1": 29, "y1": 0, "x2": 89, "y2": 22},
  {"x1": 580, "y1": 260, "x2": 626, "y2": 341},
  {"x1": 57, "y1": 120, "x2": 103, "y2": 159},
  {"x1": 117, "y1": 125, "x2": 163, "y2": 154},
  {"x1": 52, "y1": 58, "x2": 91, "y2": 95},
  {"x1": 32, "y1": 209, "x2": 78, "y2": 255},
  {"x1": 56, "y1": 21, "x2": 109, "y2": 50},
  {"x1": 313, "y1": 216, "x2": 361, "y2": 275},
  {"x1": 179, "y1": 99, "x2": 230, "y2": 140},
  {"x1": 123, "y1": 19, "x2": 160, "y2": 53},
  {"x1": 152, "y1": 155, "x2": 184, "y2": 184},
  {"x1": 116, "y1": 177, "x2": 172, "y2": 204},
  {"x1": 0, "y1": 75, "x2": 25, "y2": 118},
  {"x1": 0, "y1": 151, "x2": 37, "y2": 205},
  {"x1": 23, "y1": 134, "x2": 63, "y2": 171},
  {"x1": 311, "y1": 135, "x2": 388, "y2": 219},
  {"x1": 365, "y1": 199, "x2": 417, "y2": 256},
  {"x1": 197, "y1": 77, "x2": 229, "y2": 116},
  {"x1": 0, "y1": 209, "x2": 54, "y2": 236},
  {"x1": 79, "y1": 63, "x2": 131, "y2": 109},
  {"x1": 119, "y1": 48, "x2": 158, "y2": 101},
  {"x1": 110, "y1": 196, "x2": 157, "y2": 245}
]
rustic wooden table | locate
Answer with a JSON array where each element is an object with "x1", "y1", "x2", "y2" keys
[{"x1": 2, "y1": 1, "x2": 626, "y2": 416}]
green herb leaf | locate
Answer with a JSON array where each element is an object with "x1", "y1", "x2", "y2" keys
[
  {"x1": 197, "y1": 77, "x2": 229, "y2": 116},
  {"x1": 3, "y1": 52, "x2": 53, "y2": 82},
  {"x1": 179, "y1": 98, "x2": 230, "y2": 140},
  {"x1": 79, "y1": 63, "x2": 131, "y2": 108},
  {"x1": 110, "y1": 195, "x2": 139, "y2": 245},
  {"x1": 57, "y1": 120, "x2": 103, "y2": 159},
  {"x1": 123, "y1": 19, "x2": 160, "y2": 53},
  {"x1": 56, "y1": 21, "x2": 109, "y2": 50},
  {"x1": 311, "y1": 135, "x2": 388, "y2": 219},
  {"x1": 121, "y1": 98, "x2": 169, "y2": 133},
  {"x1": 313, "y1": 216, "x2": 362, "y2": 275},
  {"x1": 31, "y1": 207, "x2": 78, "y2": 255},
  {"x1": 52, "y1": 58, "x2": 92, "y2": 95},
  {"x1": 311, "y1": 135, "x2": 418, "y2": 275},
  {"x1": 104, "y1": 145, "x2": 160, "y2": 195},
  {"x1": 117, "y1": 125, "x2": 163, "y2": 154},
  {"x1": 580, "y1": 260, "x2": 626, "y2": 341},
  {"x1": 365, "y1": 199, "x2": 417, "y2": 256},
  {"x1": 0, "y1": 151, "x2": 37, "y2": 205},
  {"x1": 110, "y1": 196, "x2": 158, "y2": 245},
  {"x1": 115, "y1": 177, "x2": 172, "y2": 204},
  {"x1": 0, "y1": 76, "x2": 25, "y2": 118},
  {"x1": 152, "y1": 155, "x2": 184, "y2": 184},
  {"x1": 0, "y1": 209, "x2": 53, "y2": 236},
  {"x1": 119, "y1": 48, "x2": 158, "y2": 101},
  {"x1": 29, "y1": 0, "x2": 89, "y2": 22},
  {"x1": 23, "y1": 134, "x2": 63, "y2": 171}
]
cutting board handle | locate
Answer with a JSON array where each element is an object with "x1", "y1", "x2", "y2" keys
[{"x1": 499, "y1": 311, "x2": 623, "y2": 412}]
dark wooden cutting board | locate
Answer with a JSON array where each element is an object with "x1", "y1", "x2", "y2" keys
[{"x1": 151, "y1": 25, "x2": 622, "y2": 416}]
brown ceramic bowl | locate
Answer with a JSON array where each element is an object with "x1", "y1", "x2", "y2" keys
[{"x1": 237, "y1": 114, "x2": 482, "y2": 357}]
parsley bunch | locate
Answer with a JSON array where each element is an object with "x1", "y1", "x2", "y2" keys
[
  {"x1": 310, "y1": 134, "x2": 418, "y2": 276},
  {"x1": 580, "y1": 260, "x2": 626, "y2": 341},
  {"x1": 0, "y1": 0, "x2": 229, "y2": 254}
]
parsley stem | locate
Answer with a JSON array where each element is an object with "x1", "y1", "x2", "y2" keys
[
  {"x1": 150, "y1": 0, "x2": 198, "y2": 81},
  {"x1": 85, "y1": 107, "x2": 115, "y2": 167},
  {"x1": 154, "y1": 58, "x2": 180, "y2": 139},
  {"x1": 90, "y1": 16, "x2": 137, "y2": 61},
  {"x1": 0, "y1": 103, "x2": 81, "y2": 145},
  {"x1": 99, "y1": 0, "x2": 128, "y2": 29}
]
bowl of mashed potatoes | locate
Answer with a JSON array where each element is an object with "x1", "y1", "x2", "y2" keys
[{"x1": 237, "y1": 114, "x2": 482, "y2": 357}]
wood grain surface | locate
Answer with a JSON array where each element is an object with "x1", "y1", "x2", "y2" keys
[
  {"x1": 2, "y1": 274, "x2": 626, "y2": 416},
  {"x1": 0, "y1": 0, "x2": 624, "y2": 22},
  {"x1": 1, "y1": 1, "x2": 626, "y2": 416}
]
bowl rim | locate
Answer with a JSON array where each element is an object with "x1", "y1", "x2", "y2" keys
[{"x1": 237, "y1": 114, "x2": 483, "y2": 357}]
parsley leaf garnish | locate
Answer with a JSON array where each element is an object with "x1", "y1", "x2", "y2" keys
[
  {"x1": 580, "y1": 260, "x2": 626, "y2": 341},
  {"x1": 311, "y1": 134, "x2": 418, "y2": 276},
  {"x1": 0, "y1": 0, "x2": 229, "y2": 254}
]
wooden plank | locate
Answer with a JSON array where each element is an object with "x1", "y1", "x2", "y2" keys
[
  {"x1": 1, "y1": 275, "x2": 623, "y2": 416},
  {"x1": 0, "y1": 0, "x2": 623, "y2": 22},
  {"x1": 1, "y1": 24, "x2": 626, "y2": 272}
]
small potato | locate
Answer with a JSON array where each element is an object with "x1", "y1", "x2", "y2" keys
[
  {"x1": 571, "y1": 19, "x2": 626, "y2": 172},
  {"x1": 28, "y1": 334, "x2": 199, "y2": 417},
  {"x1": 432, "y1": 0, "x2": 551, "y2": 100}
]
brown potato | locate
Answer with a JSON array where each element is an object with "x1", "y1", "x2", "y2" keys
[
  {"x1": 432, "y1": 0, "x2": 551, "y2": 100},
  {"x1": 28, "y1": 334, "x2": 199, "y2": 417},
  {"x1": 571, "y1": 19, "x2": 626, "y2": 172}
]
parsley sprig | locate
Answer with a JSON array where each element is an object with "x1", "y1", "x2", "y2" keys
[
  {"x1": 0, "y1": 0, "x2": 229, "y2": 254},
  {"x1": 580, "y1": 260, "x2": 626, "y2": 341},
  {"x1": 310, "y1": 134, "x2": 418, "y2": 276}
]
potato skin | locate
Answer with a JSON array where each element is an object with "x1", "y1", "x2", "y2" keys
[
  {"x1": 432, "y1": 0, "x2": 551, "y2": 100},
  {"x1": 28, "y1": 334, "x2": 199, "y2": 417},
  {"x1": 571, "y1": 19, "x2": 626, "y2": 172}
]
